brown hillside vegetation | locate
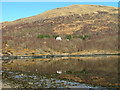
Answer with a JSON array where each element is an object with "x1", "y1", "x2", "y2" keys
[{"x1": 1, "y1": 4, "x2": 119, "y2": 56}]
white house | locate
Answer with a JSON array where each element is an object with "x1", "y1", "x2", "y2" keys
[{"x1": 55, "y1": 37, "x2": 62, "y2": 41}]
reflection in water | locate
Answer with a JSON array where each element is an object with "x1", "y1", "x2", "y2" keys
[
  {"x1": 2, "y1": 56, "x2": 119, "y2": 88},
  {"x1": 3, "y1": 56, "x2": 118, "y2": 74}
]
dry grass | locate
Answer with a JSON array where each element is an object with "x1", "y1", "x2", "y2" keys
[{"x1": 2, "y1": 4, "x2": 118, "y2": 55}]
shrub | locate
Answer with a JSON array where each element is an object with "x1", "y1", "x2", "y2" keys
[
  {"x1": 65, "y1": 35, "x2": 72, "y2": 40},
  {"x1": 37, "y1": 34, "x2": 60, "y2": 39},
  {"x1": 37, "y1": 34, "x2": 90, "y2": 40},
  {"x1": 37, "y1": 34, "x2": 51, "y2": 38},
  {"x1": 74, "y1": 35, "x2": 90, "y2": 40},
  {"x1": 52, "y1": 35, "x2": 59, "y2": 38}
]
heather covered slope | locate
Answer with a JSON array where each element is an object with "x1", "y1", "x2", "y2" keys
[{"x1": 1, "y1": 5, "x2": 119, "y2": 56}]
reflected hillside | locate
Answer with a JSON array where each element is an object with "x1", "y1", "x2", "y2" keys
[{"x1": 3, "y1": 56, "x2": 119, "y2": 87}]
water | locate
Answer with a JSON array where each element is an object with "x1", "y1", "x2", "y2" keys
[
  {"x1": 2, "y1": 56, "x2": 119, "y2": 88},
  {"x1": 2, "y1": 70, "x2": 98, "y2": 88}
]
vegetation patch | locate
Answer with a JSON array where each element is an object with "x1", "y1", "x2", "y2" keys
[
  {"x1": 73, "y1": 35, "x2": 90, "y2": 40},
  {"x1": 65, "y1": 35, "x2": 73, "y2": 40},
  {"x1": 37, "y1": 34, "x2": 51, "y2": 38},
  {"x1": 37, "y1": 34, "x2": 90, "y2": 40},
  {"x1": 37, "y1": 34, "x2": 60, "y2": 39}
]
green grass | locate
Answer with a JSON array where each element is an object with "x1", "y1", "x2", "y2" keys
[
  {"x1": 65, "y1": 35, "x2": 72, "y2": 40},
  {"x1": 37, "y1": 34, "x2": 60, "y2": 39},
  {"x1": 73, "y1": 35, "x2": 90, "y2": 40},
  {"x1": 37, "y1": 34, "x2": 51, "y2": 38}
]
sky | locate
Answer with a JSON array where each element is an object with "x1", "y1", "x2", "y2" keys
[{"x1": 1, "y1": 2, "x2": 119, "y2": 22}]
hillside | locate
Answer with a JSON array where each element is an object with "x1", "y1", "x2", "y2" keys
[{"x1": 1, "y1": 4, "x2": 119, "y2": 56}]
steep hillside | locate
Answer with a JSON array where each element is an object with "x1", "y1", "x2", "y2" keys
[{"x1": 2, "y1": 4, "x2": 119, "y2": 56}]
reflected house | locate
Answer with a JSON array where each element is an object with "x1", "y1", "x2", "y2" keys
[{"x1": 56, "y1": 71, "x2": 62, "y2": 74}]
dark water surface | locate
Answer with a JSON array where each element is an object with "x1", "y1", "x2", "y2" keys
[{"x1": 2, "y1": 56, "x2": 119, "y2": 89}]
